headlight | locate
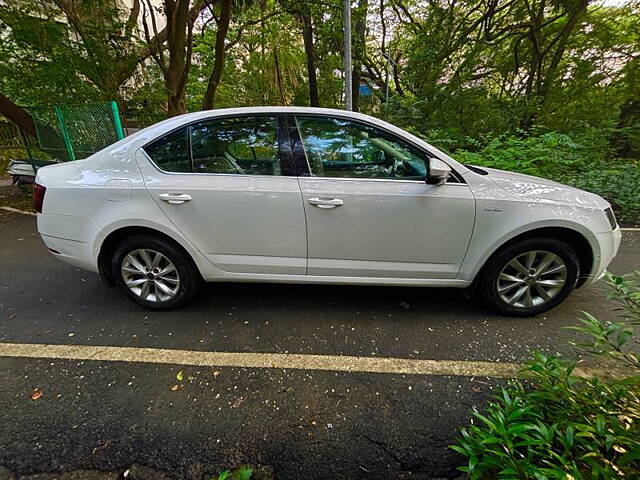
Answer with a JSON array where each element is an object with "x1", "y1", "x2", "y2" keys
[{"x1": 604, "y1": 207, "x2": 617, "y2": 230}]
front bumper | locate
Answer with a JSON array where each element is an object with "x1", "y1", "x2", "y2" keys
[{"x1": 583, "y1": 227, "x2": 622, "y2": 286}]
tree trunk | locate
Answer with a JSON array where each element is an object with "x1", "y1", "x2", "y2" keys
[
  {"x1": 0, "y1": 93, "x2": 36, "y2": 137},
  {"x1": 164, "y1": 0, "x2": 193, "y2": 116},
  {"x1": 274, "y1": 50, "x2": 286, "y2": 103},
  {"x1": 612, "y1": 99, "x2": 640, "y2": 158},
  {"x1": 300, "y1": 12, "x2": 320, "y2": 107},
  {"x1": 202, "y1": 0, "x2": 232, "y2": 110}
]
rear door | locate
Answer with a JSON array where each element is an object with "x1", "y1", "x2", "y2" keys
[
  {"x1": 291, "y1": 114, "x2": 475, "y2": 280},
  {"x1": 136, "y1": 114, "x2": 307, "y2": 275}
]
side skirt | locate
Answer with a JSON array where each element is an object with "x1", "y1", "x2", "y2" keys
[{"x1": 202, "y1": 273, "x2": 471, "y2": 288}]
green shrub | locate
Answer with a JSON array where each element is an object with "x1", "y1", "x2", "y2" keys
[
  {"x1": 453, "y1": 131, "x2": 640, "y2": 225},
  {"x1": 563, "y1": 163, "x2": 640, "y2": 226},
  {"x1": 212, "y1": 465, "x2": 252, "y2": 480},
  {"x1": 451, "y1": 272, "x2": 640, "y2": 479}
]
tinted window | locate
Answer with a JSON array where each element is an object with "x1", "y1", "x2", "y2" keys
[
  {"x1": 144, "y1": 127, "x2": 190, "y2": 172},
  {"x1": 295, "y1": 116, "x2": 427, "y2": 180},
  {"x1": 191, "y1": 116, "x2": 280, "y2": 175}
]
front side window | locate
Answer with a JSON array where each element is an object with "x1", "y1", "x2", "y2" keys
[
  {"x1": 144, "y1": 127, "x2": 190, "y2": 173},
  {"x1": 295, "y1": 116, "x2": 428, "y2": 180},
  {"x1": 191, "y1": 116, "x2": 280, "y2": 175}
]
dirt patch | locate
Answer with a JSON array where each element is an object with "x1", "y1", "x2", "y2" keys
[
  {"x1": 0, "y1": 465, "x2": 278, "y2": 480},
  {"x1": 0, "y1": 184, "x2": 33, "y2": 212}
]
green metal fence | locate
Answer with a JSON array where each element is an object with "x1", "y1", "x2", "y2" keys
[{"x1": 27, "y1": 101, "x2": 125, "y2": 162}]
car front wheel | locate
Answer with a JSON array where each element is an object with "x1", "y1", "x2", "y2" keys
[
  {"x1": 478, "y1": 238, "x2": 580, "y2": 317},
  {"x1": 112, "y1": 234, "x2": 201, "y2": 310}
]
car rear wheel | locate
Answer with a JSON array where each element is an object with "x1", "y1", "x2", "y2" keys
[
  {"x1": 112, "y1": 234, "x2": 201, "y2": 310},
  {"x1": 478, "y1": 238, "x2": 580, "y2": 317}
]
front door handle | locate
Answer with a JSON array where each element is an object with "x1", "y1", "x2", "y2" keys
[
  {"x1": 158, "y1": 193, "x2": 192, "y2": 204},
  {"x1": 308, "y1": 197, "x2": 344, "y2": 209}
]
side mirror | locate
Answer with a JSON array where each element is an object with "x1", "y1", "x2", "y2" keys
[{"x1": 427, "y1": 158, "x2": 451, "y2": 185}]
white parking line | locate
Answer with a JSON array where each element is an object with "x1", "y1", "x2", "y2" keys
[
  {"x1": 0, "y1": 206, "x2": 36, "y2": 216},
  {"x1": 0, "y1": 342, "x2": 617, "y2": 379},
  {"x1": 0, "y1": 342, "x2": 521, "y2": 377}
]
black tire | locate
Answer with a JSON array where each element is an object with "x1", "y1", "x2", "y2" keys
[
  {"x1": 477, "y1": 237, "x2": 580, "y2": 317},
  {"x1": 112, "y1": 234, "x2": 202, "y2": 310}
]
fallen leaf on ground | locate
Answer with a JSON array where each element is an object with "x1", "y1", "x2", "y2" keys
[
  {"x1": 169, "y1": 384, "x2": 184, "y2": 391},
  {"x1": 31, "y1": 389, "x2": 43, "y2": 400},
  {"x1": 176, "y1": 371, "x2": 184, "y2": 381}
]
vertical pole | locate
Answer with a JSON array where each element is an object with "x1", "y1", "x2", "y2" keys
[
  {"x1": 54, "y1": 105, "x2": 75, "y2": 162},
  {"x1": 385, "y1": 54, "x2": 390, "y2": 120},
  {"x1": 110, "y1": 101, "x2": 125, "y2": 139},
  {"x1": 18, "y1": 127, "x2": 35, "y2": 172},
  {"x1": 343, "y1": 0, "x2": 353, "y2": 111}
]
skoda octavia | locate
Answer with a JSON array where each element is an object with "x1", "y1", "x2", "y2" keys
[{"x1": 34, "y1": 107, "x2": 621, "y2": 316}]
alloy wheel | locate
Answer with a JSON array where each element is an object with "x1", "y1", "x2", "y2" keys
[
  {"x1": 120, "y1": 248, "x2": 180, "y2": 303},
  {"x1": 496, "y1": 250, "x2": 567, "y2": 309}
]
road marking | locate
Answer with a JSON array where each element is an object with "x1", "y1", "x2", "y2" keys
[
  {"x1": 0, "y1": 342, "x2": 522, "y2": 377},
  {"x1": 0, "y1": 206, "x2": 36, "y2": 216},
  {"x1": 0, "y1": 342, "x2": 619, "y2": 379}
]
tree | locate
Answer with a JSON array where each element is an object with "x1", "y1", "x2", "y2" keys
[
  {"x1": 142, "y1": 0, "x2": 204, "y2": 116},
  {"x1": 0, "y1": 0, "x2": 171, "y2": 106},
  {"x1": 0, "y1": 93, "x2": 36, "y2": 136},
  {"x1": 202, "y1": 0, "x2": 233, "y2": 109}
]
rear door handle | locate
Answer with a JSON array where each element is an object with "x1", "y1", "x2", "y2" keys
[
  {"x1": 308, "y1": 197, "x2": 344, "y2": 209},
  {"x1": 158, "y1": 193, "x2": 192, "y2": 204}
]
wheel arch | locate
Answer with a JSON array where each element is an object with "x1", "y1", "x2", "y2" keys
[
  {"x1": 472, "y1": 226, "x2": 595, "y2": 288},
  {"x1": 97, "y1": 225, "x2": 206, "y2": 286}
]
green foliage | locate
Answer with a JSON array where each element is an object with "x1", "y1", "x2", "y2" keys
[
  {"x1": 452, "y1": 131, "x2": 640, "y2": 225},
  {"x1": 212, "y1": 465, "x2": 253, "y2": 480},
  {"x1": 451, "y1": 273, "x2": 640, "y2": 479},
  {"x1": 455, "y1": 132, "x2": 590, "y2": 177}
]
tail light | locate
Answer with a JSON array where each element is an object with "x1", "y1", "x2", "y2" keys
[{"x1": 33, "y1": 182, "x2": 46, "y2": 213}]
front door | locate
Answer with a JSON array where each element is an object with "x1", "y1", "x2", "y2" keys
[
  {"x1": 136, "y1": 114, "x2": 307, "y2": 275},
  {"x1": 292, "y1": 115, "x2": 475, "y2": 279}
]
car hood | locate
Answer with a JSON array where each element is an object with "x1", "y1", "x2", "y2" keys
[{"x1": 474, "y1": 166, "x2": 609, "y2": 208}]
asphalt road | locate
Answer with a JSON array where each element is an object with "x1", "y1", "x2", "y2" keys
[{"x1": 0, "y1": 210, "x2": 638, "y2": 479}]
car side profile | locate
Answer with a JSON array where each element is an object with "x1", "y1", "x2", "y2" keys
[{"x1": 34, "y1": 107, "x2": 621, "y2": 316}]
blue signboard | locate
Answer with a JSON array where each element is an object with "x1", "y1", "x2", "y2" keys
[{"x1": 359, "y1": 85, "x2": 372, "y2": 96}]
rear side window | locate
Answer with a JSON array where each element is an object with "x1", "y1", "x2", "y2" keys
[
  {"x1": 144, "y1": 127, "x2": 190, "y2": 173},
  {"x1": 190, "y1": 116, "x2": 280, "y2": 175}
]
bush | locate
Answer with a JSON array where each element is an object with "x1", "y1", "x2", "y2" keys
[
  {"x1": 451, "y1": 272, "x2": 640, "y2": 479},
  {"x1": 452, "y1": 131, "x2": 640, "y2": 225}
]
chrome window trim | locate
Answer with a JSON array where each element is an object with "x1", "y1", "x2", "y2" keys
[
  {"x1": 300, "y1": 175, "x2": 469, "y2": 185},
  {"x1": 139, "y1": 149, "x2": 295, "y2": 180},
  {"x1": 140, "y1": 149, "x2": 468, "y2": 185},
  {"x1": 140, "y1": 109, "x2": 466, "y2": 183}
]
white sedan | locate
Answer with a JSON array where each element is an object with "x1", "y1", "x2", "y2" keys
[{"x1": 34, "y1": 107, "x2": 621, "y2": 316}]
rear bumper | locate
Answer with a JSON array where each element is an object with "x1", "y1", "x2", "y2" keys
[
  {"x1": 583, "y1": 227, "x2": 622, "y2": 286},
  {"x1": 37, "y1": 213, "x2": 98, "y2": 273},
  {"x1": 39, "y1": 233, "x2": 98, "y2": 272}
]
